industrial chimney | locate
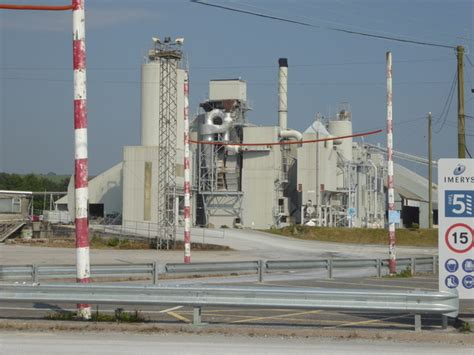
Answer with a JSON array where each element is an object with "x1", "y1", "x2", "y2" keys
[{"x1": 278, "y1": 58, "x2": 288, "y2": 130}]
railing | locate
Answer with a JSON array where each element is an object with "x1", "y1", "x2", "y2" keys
[
  {"x1": 88, "y1": 221, "x2": 226, "y2": 243},
  {"x1": 0, "y1": 256, "x2": 438, "y2": 284},
  {"x1": 0, "y1": 283, "x2": 458, "y2": 331}
]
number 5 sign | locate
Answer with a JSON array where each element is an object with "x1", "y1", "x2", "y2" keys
[{"x1": 438, "y1": 159, "x2": 474, "y2": 300}]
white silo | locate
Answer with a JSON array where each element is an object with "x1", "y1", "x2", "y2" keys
[
  {"x1": 140, "y1": 61, "x2": 161, "y2": 146},
  {"x1": 328, "y1": 108, "x2": 353, "y2": 162},
  {"x1": 140, "y1": 50, "x2": 185, "y2": 149}
]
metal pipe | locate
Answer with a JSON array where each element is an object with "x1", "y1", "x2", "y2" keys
[
  {"x1": 368, "y1": 160, "x2": 378, "y2": 223},
  {"x1": 183, "y1": 71, "x2": 191, "y2": 264},
  {"x1": 278, "y1": 58, "x2": 288, "y2": 130},
  {"x1": 386, "y1": 51, "x2": 396, "y2": 274},
  {"x1": 279, "y1": 129, "x2": 302, "y2": 141}
]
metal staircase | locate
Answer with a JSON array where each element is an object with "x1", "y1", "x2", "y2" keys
[{"x1": 0, "y1": 220, "x2": 26, "y2": 242}]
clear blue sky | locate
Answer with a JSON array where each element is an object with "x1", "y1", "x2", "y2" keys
[{"x1": 0, "y1": 0, "x2": 473, "y2": 176}]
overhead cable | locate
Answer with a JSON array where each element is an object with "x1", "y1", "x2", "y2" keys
[{"x1": 191, "y1": 0, "x2": 456, "y2": 50}]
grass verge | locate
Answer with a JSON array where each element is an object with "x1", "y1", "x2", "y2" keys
[
  {"x1": 264, "y1": 225, "x2": 437, "y2": 247},
  {"x1": 45, "y1": 309, "x2": 146, "y2": 323},
  {"x1": 8, "y1": 235, "x2": 231, "y2": 251}
]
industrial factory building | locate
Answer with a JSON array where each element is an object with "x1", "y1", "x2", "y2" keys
[{"x1": 56, "y1": 38, "x2": 437, "y2": 236}]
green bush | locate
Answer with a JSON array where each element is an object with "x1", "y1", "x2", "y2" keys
[{"x1": 106, "y1": 237, "x2": 120, "y2": 247}]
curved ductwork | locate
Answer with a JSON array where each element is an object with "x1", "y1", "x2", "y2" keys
[
  {"x1": 200, "y1": 109, "x2": 233, "y2": 139},
  {"x1": 279, "y1": 129, "x2": 303, "y2": 142}
]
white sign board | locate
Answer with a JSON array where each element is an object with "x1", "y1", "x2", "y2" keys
[{"x1": 438, "y1": 159, "x2": 474, "y2": 299}]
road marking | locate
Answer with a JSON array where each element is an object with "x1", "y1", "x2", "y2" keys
[
  {"x1": 324, "y1": 313, "x2": 412, "y2": 329},
  {"x1": 231, "y1": 310, "x2": 322, "y2": 324},
  {"x1": 159, "y1": 306, "x2": 183, "y2": 313},
  {"x1": 166, "y1": 311, "x2": 191, "y2": 323}
]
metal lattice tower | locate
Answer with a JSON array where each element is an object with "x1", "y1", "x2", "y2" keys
[{"x1": 151, "y1": 37, "x2": 182, "y2": 248}]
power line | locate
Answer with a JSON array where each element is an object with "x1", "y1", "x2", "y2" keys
[
  {"x1": 359, "y1": 116, "x2": 427, "y2": 134},
  {"x1": 434, "y1": 71, "x2": 457, "y2": 133},
  {"x1": 0, "y1": 57, "x2": 453, "y2": 71},
  {"x1": 0, "y1": 76, "x2": 456, "y2": 87},
  {"x1": 466, "y1": 55, "x2": 474, "y2": 67},
  {"x1": 191, "y1": 0, "x2": 456, "y2": 50},
  {"x1": 466, "y1": 146, "x2": 472, "y2": 158}
]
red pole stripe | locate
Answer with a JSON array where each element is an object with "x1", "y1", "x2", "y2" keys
[
  {"x1": 190, "y1": 129, "x2": 383, "y2": 147},
  {"x1": 75, "y1": 218, "x2": 89, "y2": 247},
  {"x1": 72, "y1": 0, "x2": 83, "y2": 10},
  {"x1": 74, "y1": 100, "x2": 87, "y2": 128},
  {"x1": 73, "y1": 40, "x2": 86, "y2": 70},
  {"x1": 74, "y1": 159, "x2": 88, "y2": 188}
]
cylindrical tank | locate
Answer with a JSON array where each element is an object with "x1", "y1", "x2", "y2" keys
[
  {"x1": 328, "y1": 119, "x2": 353, "y2": 162},
  {"x1": 140, "y1": 61, "x2": 161, "y2": 146}
]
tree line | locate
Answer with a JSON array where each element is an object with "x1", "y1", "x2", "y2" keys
[{"x1": 0, "y1": 173, "x2": 69, "y2": 192}]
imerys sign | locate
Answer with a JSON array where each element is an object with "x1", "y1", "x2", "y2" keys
[{"x1": 438, "y1": 159, "x2": 474, "y2": 299}]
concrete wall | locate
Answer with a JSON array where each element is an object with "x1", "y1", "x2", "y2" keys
[
  {"x1": 241, "y1": 126, "x2": 281, "y2": 229},
  {"x1": 123, "y1": 146, "x2": 158, "y2": 223},
  {"x1": 122, "y1": 146, "x2": 184, "y2": 224},
  {"x1": 297, "y1": 132, "x2": 337, "y2": 206}
]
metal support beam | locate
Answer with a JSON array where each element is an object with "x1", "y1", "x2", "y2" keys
[
  {"x1": 414, "y1": 314, "x2": 422, "y2": 332},
  {"x1": 193, "y1": 306, "x2": 203, "y2": 326},
  {"x1": 441, "y1": 315, "x2": 448, "y2": 329}
]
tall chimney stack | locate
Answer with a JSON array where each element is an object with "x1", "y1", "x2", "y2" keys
[{"x1": 278, "y1": 58, "x2": 288, "y2": 130}]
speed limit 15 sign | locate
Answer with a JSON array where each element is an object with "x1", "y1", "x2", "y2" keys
[{"x1": 438, "y1": 159, "x2": 474, "y2": 300}]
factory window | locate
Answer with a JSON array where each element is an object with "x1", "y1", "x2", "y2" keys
[
  {"x1": 0, "y1": 197, "x2": 21, "y2": 214},
  {"x1": 12, "y1": 198, "x2": 21, "y2": 213}
]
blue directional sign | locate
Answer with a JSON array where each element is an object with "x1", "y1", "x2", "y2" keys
[
  {"x1": 388, "y1": 210, "x2": 400, "y2": 224},
  {"x1": 462, "y1": 275, "x2": 474, "y2": 289},
  {"x1": 445, "y1": 275, "x2": 459, "y2": 289},
  {"x1": 445, "y1": 190, "x2": 474, "y2": 217},
  {"x1": 445, "y1": 259, "x2": 459, "y2": 273},
  {"x1": 347, "y1": 207, "x2": 356, "y2": 218},
  {"x1": 462, "y1": 259, "x2": 474, "y2": 273}
]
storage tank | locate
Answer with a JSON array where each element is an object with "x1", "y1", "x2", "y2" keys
[
  {"x1": 140, "y1": 61, "x2": 185, "y2": 148},
  {"x1": 140, "y1": 61, "x2": 161, "y2": 146},
  {"x1": 328, "y1": 109, "x2": 353, "y2": 162}
]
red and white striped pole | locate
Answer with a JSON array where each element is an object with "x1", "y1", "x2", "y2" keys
[
  {"x1": 386, "y1": 51, "x2": 396, "y2": 274},
  {"x1": 73, "y1": 0, "x2": 91, "y2": 318},
  {"x1": 183, "y1": 71, "x2": 191, "y2": 263}
]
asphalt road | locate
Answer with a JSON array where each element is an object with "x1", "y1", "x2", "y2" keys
[
  {"x1": 1, "y1": 331, "x2": 472, "y2": 355},
  {"x1": 0, "y1": 227, "x2": 437, "y2": 265}
]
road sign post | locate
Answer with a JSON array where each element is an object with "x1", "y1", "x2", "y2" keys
[{"x1": 438, "y1": 159, "x2": 474, "y2": 299}]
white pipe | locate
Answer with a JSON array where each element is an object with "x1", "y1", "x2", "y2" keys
[
  {"x1": 279, "y1": 129, "x2": 302, "y2": 141},
  {"x1": 225, "y1": 145, "x2": 240, "y2": 154},
  {"x1": 368, "y1": 160, "x2": 378, "y2": 222},
  {"x1": 278, "y1": 58, "x2": 288, "y2": 130}
]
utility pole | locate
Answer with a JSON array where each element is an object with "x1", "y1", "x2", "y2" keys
[
  {"x1": 428, "y1": 112, "x2": 433, "y2": 229},
  {"x1": 456, "y1": 45, "x2": 466, "y2": 158}
]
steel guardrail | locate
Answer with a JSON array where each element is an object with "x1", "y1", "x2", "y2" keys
[
  {"x1": 0, "y1": 283, "x2": 458, "y2": 330},
  {"x1": 0, "y1": 256, "x2": 438, "y2": 283}
]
